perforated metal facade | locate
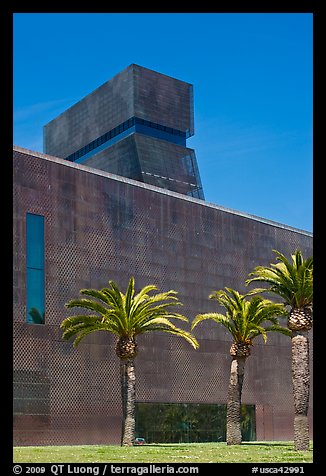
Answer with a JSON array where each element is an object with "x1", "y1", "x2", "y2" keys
[
  {"x1": 13, "y1": 146, "x2": 313, "y2": 446},
  {"x1": 43, "y1": 64, "x2": 204, "y2": 199}
]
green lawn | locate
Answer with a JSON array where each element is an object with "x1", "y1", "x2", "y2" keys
[{"x1": 13, "y1": 441, "x2": 312, "y2": 463}]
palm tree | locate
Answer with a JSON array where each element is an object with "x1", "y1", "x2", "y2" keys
[
  {"x1": 191, "y1": 287, "x2": 289, "y2": 445},
  {"x1": 60, "y1": 277, "x2": 198, "y2": 446},
  {"x1": 246, "y1": 249, "x2": 313, "y2": 451}
]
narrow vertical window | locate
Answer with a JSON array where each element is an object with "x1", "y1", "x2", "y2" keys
[{"x1": 26, "y1": 213, "x2": 45, "y2": 324}]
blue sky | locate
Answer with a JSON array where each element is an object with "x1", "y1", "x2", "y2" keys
[{"x1": 13, "y1": 13, "x2": 313, "y2": 232}]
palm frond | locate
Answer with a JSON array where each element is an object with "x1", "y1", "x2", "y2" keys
[
  {"x1": 100, "y1": 287, "x2": 124, "y2": 309},
  {"x1": 273, "y1": 250, "x2": 299, "y2": 287},
  {"x1": 263, "y1": 324, "x2": 292, "y2": 338},
  {"x1": 72, "y1": 326, "x2": 118, "y2": 347},
  {"x1": 130, "y1": 292, "x2": 183, "y2": 330},
  {"x1": 124, "y1": 277, "x2": 135, "y2": 316},
  {"x1": 292, "y1": 249, "x2": 303, "y2": 269},
  {"x1": 60, "y1": 314, "x2": 101, "y2": 329},
  {"x1": 140, "y1": 316, "x2": 186, "y2": 332},
  {"x1": 209, "y1": 288, "x2": 243, "y2": 316},
  {"x1": 250, "y1": 324, "x2": 268, "y2": 343},
  {"x1": 65, "y1": 298, "x2": 109, "y2": 316},
  {"x1": 107, "y1": 280, "x2": 125, "y2": 307},
  {"x1": 134, "y1": 284, "x2": 160, "y2": 301},
  {"x1": 141, "y1": 317, "x2": 199, "y2": 348},
  {"x1": 131, "y1": 291, "x2": 180, "y2": 315},
  {"x1": 60, "y1": 313, "x2": 121, "y2": 340},
  {"x1": 79, "y1": 289, "x2": 113, "y2": 306},
  {"x1": 245, "y1": 287, "x2": 272, "y2": 296},
  {"x1": 192, "y1": 313, "x2": 236, "y2": 337},
  {"x1": 192, "y1": 287, "x2": 291, "y2": 347},
  {"x1": 62, "y1": 278, "x2": 196, "y2": 349},
  {"x1": 247, "y1": 266, "x2": 294, "y2": 298},
  {"x1": 255, "y1": 302, "x2": 287, "y2": 323},
  {"x1": 246, "y1": 249, "x2": 313, "y2": 309}
]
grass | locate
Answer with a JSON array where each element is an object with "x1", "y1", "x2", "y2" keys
[{"x1": 13, "y1": 441, "x2": 313, "y2": 463}]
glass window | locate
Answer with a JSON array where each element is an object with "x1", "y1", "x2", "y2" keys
[
  {"x1": 26, "y1": 269, "x2": 45, "y2": 324},
  {"x1": 135, "y1": 403, "x2": 256, "y2": 443},
  {"x1": 26, "y1": 215, "x2": 44, "y2": 269},
  {"x1": 26, "y1": 213, "x2": 45, "y2": 324}
]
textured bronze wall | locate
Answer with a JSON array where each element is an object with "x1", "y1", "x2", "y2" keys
[
  {"x1": 44, "y1": 64, "x2": 194, "y2": 159},
  {"x1": 132, "y1": 64, "x2": 194, "y2": 135},
  {"x1": 43, "y1": 65, "x2": 135, "y2": 158},
  {"x1": 43, "y1": 65, "x2": 202, "y2": 198},
  {"x1": 82, "y1": 134, "x2": 202, "y2": 197},
  {"x1": 13, "y1": 147, "x2": 313, "y2": 445}
]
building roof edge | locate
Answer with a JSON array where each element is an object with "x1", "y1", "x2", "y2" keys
[{"x1": 13, "y1": 145, "x2": 313, "y2": 238}]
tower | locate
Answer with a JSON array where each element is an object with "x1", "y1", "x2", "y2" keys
[{"x1": 44, "y1": 64, "x2": 204, "y2": 199}]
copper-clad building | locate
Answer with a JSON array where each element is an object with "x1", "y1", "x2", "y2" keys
[{"x1": 13, "y1": 65, "x2": 312, "y2": 445}]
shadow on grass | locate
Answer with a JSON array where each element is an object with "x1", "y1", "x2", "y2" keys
[
  {"x1": 140, "y1": 442, "x2": 295, "y2": 448},
  {"x1": 136, "y1": 444, "x2": 193, "y2": 449},
  {"x1": 244, "y1": 442, "x2": 292, "y2": 447}
]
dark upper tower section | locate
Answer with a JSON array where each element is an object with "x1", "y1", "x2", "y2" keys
[{"x1": 44, "y1": 64, "x2": 204, "y2": 199}]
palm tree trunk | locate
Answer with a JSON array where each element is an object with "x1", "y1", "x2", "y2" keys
[
  {"x1": 292, "y1": 330, "x2": 310, "y2": 450},
  {"x1": 120, "y1": 358, "x2": 136, "y2": 446},
  {"x1": 227, "y1": 356, "x2": 246, "y2": 445},
  {"x1": 120, "y1": 360, "x2": 127, "y2": 445}
]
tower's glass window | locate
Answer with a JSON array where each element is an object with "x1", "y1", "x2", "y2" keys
[{"x1": 26, "y1": 213, "x2": 45, "y2": 324}]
